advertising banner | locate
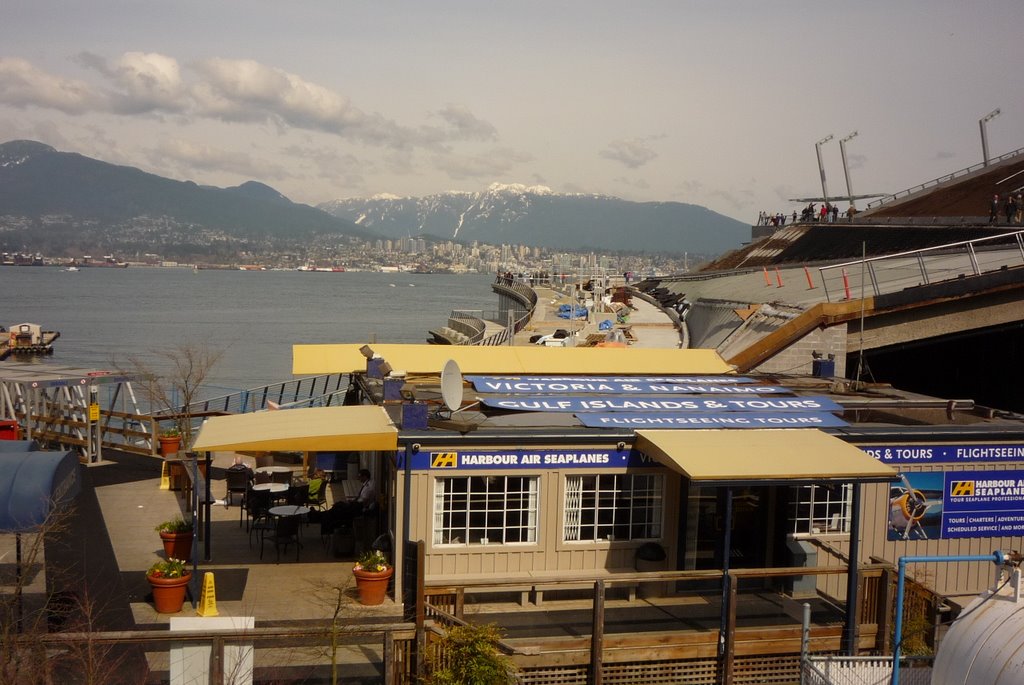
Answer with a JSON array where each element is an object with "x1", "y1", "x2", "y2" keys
[
  {"x1": 886, "y1": 470, "x2": 1024, "y2": 541},
  {"x1": 863, "y1": 444, "x2": 1024, "y2": 464},
  {"x1": 482, "y1": 395, "x2": 842, "y2": 413},
  {"x1": 577, "y1": 411, "x2": 847, "y2": 429},
  {"x1": 408, "y1": 448, "x2": 660, "y2": 470},
  {"x1": 466, "y1": 376, "x2": 783, "y2": 395}
]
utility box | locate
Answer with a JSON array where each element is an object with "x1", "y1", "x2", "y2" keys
[
  {"x1": 812, "y1": 358, "x2": 835, "y2": 378},
  {"x1": 0, "y1": 420, "x2": 20, "y2": 441},
  {"x1": 786, "y1": 537, "x2": 818, "y2": 598}
]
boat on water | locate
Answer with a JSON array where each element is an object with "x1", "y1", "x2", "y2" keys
[
  {"x1": 64, "y1": 266, "x2": 79, "y2": 272},
  {"x1": 0, "y1": 323, "x2": 60, "y2": 361}
]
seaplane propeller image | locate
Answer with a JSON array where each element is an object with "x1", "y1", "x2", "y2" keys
[{"x1": 888, "y1": 474, "x2": 933, "y2": 540}]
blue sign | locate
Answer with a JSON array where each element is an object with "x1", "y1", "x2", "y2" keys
[
  {"x1": 942, "y1": 470, "x2": 1024, "y2": 539},
  {"x1": 863, "y1": 444, "x2": 1024, "y2": 464},
  {"x1": 409, "y1": 448, "x2": 659, "y2": 470},
  {"x1": 576, "y1": 412, "x2": 848, "y2": 428},
  {"x1": 482, "y1": 395, "x2": 842, "y2": 413},
  {"x1": 886, "y1": 470, "x2": 1024, "y2": 540},
  {"x1": 466, "y1": 376, "x2": 784, "y2": 395}
]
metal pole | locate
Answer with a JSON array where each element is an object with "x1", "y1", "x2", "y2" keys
[
  {"x1": 891, "y1": 551, "x2": 1007, "y2": 685},
  {"x1": 717, "y1": 487, "x2": 733, "y2": 674},
  {"x1": 815, "y1": 135, "x2": 834, "y2": 211},
  {"x1": 980, "y1": 108, "x2": 1000, "y2": 166},
  {"x1": 840, "y1": 131, "x2": 858, "y2": 211},
  {"x1": 843, "y1": 483, "x2": 862, "y2": 655}
]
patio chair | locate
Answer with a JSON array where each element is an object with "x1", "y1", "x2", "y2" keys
[
  {"x1": 245, "y1": 489, "x2": 272, "y2": 544},
  {"x1": 224, "y1": 470, "x2": 249, "y2": 512},
  {"x1": 254, "y1": 471, "x2": 271, "y2": 485},
  {"x1": 271, "y1": 470, "x2": 292, "y2": 484},
  {"x1": 261, "y1": 514, "x2": 301, "y2": 563}
]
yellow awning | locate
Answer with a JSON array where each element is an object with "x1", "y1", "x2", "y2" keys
[
  {"x1": 634, "y1": 429, "x2": 895, "y2": 483},
  {"x1": 192, "y1": 406, "x2": 398, "y2": 453},
  {"x1": 293, "y1": 343, "x2": 733, "y2": 376}
]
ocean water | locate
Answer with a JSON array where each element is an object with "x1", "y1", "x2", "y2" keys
[{"x1": 0, "y1": 267, "x2": 494, "y2": 392}]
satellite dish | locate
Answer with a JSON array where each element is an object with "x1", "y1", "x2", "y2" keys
[{"x1": 440, "y1": 359, "x2": 464, "y2": 413}]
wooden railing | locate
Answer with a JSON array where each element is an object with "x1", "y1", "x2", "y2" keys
[{"x1": 421, "y1": 563, "x2": 893, "y2": 685}]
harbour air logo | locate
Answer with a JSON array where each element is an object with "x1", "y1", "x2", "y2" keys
[
  {"x1": 949, "y1": 481, "x2": 975, "y2": 497},
  {"x1": 430, "y1": 452, "x2": 458, "y2": 468}
]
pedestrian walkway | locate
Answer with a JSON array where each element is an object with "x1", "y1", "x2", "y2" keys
[{"x1": 515, "y1": 285, "x2": 681, "y2": 348}]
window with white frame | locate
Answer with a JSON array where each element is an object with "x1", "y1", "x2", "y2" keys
[
  {"x1": 789, "y1": 484, "x2": 852, "y2": 535},
  {"x1": 563, "y1": 473, "x2": 663, "y2": 542},
  {"x1": 432, "y1": 475, "x2": 538, "y2": 546}
]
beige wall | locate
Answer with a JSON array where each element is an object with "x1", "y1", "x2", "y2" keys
[{"x1": 400, "y1": 446, "x2": 680, "y2": 581}]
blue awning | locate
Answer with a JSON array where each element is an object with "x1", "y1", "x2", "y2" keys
[{"x1": 0, "y1": 443, "x2": 81, "y2": 532}]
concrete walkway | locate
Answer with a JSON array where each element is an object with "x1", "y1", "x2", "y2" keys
[{"x1": 515, "y1": 285, "x2": 681, "y2": 349}]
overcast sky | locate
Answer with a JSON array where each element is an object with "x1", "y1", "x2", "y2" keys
[{"x1": 2, "y1": 1, "x2": 1021, "y2": 223}]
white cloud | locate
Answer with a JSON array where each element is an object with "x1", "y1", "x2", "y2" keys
[
  {"x1": 0, "y1": 57, "x2": 102, "y2": 114},
  {"x1": 149, "y1": 139, "x2": 286, "y2": 180},
  {"x1": 599, "y1": 138, "x2": 658, "y2": 169}
]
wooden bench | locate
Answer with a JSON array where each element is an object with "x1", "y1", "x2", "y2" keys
[{"x1": 426, "y1": 568, "x2": 645, "y2": 608}]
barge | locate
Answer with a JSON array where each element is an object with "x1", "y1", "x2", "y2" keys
[{"x1": 0, "y1": 323, "x2": 60, "y2": 360}]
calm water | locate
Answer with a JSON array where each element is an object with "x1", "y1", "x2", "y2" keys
[{"x1": 0, "y1": 267, "x2": 493, "y2": 392}]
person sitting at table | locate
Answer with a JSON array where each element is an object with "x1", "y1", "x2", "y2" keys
[
  {"x1": 226, "y1": 455, "x2": 254, "y2": 482},
  {"x1": 315, "y1": 469, "x2": 376, "y2": 534}
]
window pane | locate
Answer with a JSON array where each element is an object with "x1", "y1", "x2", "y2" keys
[
  {"x1": 564, "y1": 473, "x2": 664, "y2": 542},
  {"x1": 433, "y1": 475, "x2": 538, "y2": 546}
]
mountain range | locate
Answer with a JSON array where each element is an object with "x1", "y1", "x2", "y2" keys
[
  {"x1": 0, "y1": 140, "x2": 748, "y2": 259},
  {"x1": 319, "y1": 185, "x2": 747, "y2": 255}
]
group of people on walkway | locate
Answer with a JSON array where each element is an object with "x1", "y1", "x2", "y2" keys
[
  {"x1": 989, "y1": 194, "x2": 1024, "y2": 225},
  {"x1": 759, "y1": 203, "x2": 857, "y2": 227}
]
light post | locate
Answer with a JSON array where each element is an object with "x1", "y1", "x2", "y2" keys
[
  {"x1": 979, "y1": 108, "x2": 1000, "y2": 166},
  {"x1": 839, "y1": 131, "x2": 859, "y2": 212},
  {"x1": 815, "y1": 134, "x2": 834, "y2": 210}
]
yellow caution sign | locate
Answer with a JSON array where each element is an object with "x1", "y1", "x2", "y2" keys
[
  {"x1": 159, "y1": 461, "x2": 170, "y2": 490},
  {"x1": 197, "y1": 571, "x2": 219, "y2": 617},
  {"x1": 88, "y1": 403, "x2": 100, "y2": 422}
]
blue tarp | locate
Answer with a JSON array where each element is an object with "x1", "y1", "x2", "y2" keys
[
  {"x1": 0, "y1": 442, "x2": 80, "y2": 532},
  {"x1": 556, "y1": 304, "x2": 587, "y2": 319},
  {"x1": 598, "y1": 319, "x2": 613, "y2": 331}
]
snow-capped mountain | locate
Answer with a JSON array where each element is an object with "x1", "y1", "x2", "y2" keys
[{"x1": 319, "y1": 183, "x2": 747, "y2": 255}]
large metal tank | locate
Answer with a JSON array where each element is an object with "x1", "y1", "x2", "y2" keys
[{"x1": 931, "y1": 570, "x2": 1024, "y2": 685}]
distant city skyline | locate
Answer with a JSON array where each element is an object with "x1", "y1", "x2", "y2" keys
[{"x1": 2, "y1": 1, "x2": 1022, "y2": 223}]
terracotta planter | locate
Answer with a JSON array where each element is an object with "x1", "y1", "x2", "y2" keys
[
  {"x1": 158, "y1": 436, "x2": 181, "y2": 456},
  {"x1": 148, "y1": 572, "x2": 192, "y2": 613},
  {"x1": 353, "y1": 567, "x2": 393, "y2": 605},
  {"x1": 159, "y1": 530, "x2": 194, "y2": 563}
]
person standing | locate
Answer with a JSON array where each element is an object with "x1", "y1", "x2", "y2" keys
[
  {"x1": 990, "y1": 194, "x2": 1000, "y2": 223},
  {"x1": 1006, "y1": 195, "x2": 1017, "y2": 225}
]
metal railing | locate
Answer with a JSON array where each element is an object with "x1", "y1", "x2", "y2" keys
[
  {"x1": 174, "y1": 373, "x2": 350, "y2": 416},
  {"x1": 818, "y1": 229, "x2": 1024, "y2": 302},
  {"x1": 866, "y1": 145, "x2": 1024, "y2": 210}
]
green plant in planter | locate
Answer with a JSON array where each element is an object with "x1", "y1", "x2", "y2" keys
[
  {"x1": 159, "y1": 426, "x2": 181, "y2": 438},
  {"x1": 155, "y1": 516, "x2": 192, "y2": 534},
  {"x1": 354, "y1": 549, "x2": 390, "y2": 573},
  {"x1": 147, "y1": 557, "x2": 188, "y2": 579}
]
